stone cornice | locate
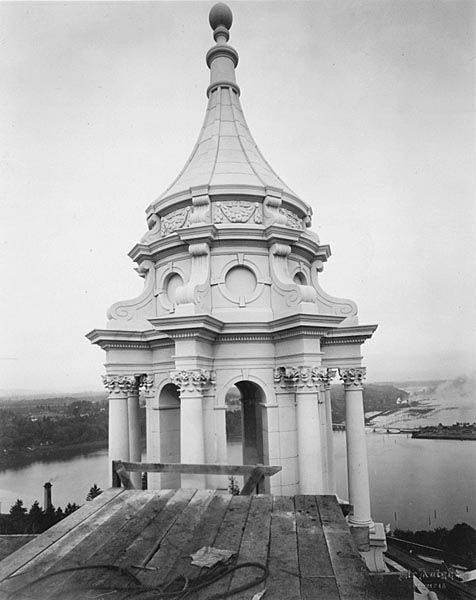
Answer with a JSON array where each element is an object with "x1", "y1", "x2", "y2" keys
[
  {"x1": 320, "y1": 324, "x2": 378, "y2": 346},
  {"x1": 149, "y1": 314, "x2": 224, "y2": 342},
  {"x1": 86, "y1": 328, "x2": 173, "y2": 351}
]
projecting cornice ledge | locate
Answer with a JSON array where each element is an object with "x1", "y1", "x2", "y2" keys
[
  {"x1": 85, "y1": 329, "x2": 173, "y2": 350},
  {"x1": 148, "y1": 314, "x2": 225, "y2": 342},
  {"x1": 320, "y1": 324, "x2": 378, "y2": 346}
]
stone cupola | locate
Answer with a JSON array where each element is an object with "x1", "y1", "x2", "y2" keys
[{"x1": 87, "y1": 3, "x2": 378, "y2": 515}]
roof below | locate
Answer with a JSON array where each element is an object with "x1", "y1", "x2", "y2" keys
[{"x1": 0, "y1": 487, "x2": 413, "y2": 599}]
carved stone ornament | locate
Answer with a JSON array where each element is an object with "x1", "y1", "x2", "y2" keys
[
  {"x1": 278, "y1": 207, "x2": 304, "y2": 230},
  {"x1": 323, "y1": 368, "x2": 337, "y2": 390},
  {"x1": 102, "y1": 375, "x2": 138, "y2": 395},
  {"x1": 274, "y1": 366, "x2": 326, "y2": 389},
  {"x1": 212, "y1": 200, "x2": 263, "y2": 224},
  {"x1": 170, "y1": 369, "x2": 216, "y2": 392},
  {"x1": 161, "y1": 206, "x2": 192, "y2": 237},
  {"x1": 138, "y1": 374, "x2": 156, "y2": 395},
  {"x1": 339, "y1": 367, "x2": 366, "y2": 390}
]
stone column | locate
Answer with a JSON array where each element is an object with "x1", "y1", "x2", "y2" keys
[
  {"x1": 126, "y1": 377, "x2": 142, "y2": 489},
  {"x1": 317, "y1": 383, "x2": 328, "y2": 492},
  {"x1": 102, "y1": 375, "x2": 130, "y2": 485},
  {"x1": 170, "y1": 369, "x2": 215, "y2": 489},
  {"x1": 288, "y1": 367, "x2": 325, "y2": 494},
  {"x1": 339, "y1": 367, "x2": 373, "y2": 528},
  {"x1": 324, "y1": 369, "x2": 337, "y2": 494}
]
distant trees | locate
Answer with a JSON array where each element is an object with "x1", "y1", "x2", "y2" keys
[
  {"x1": 0, "y1": 407, "x2": 108, "y2": 454},
  {"x1": 394, "y1": 523, "x2": 476, "y2": 569},
  {"x1": 86, "y1": 484, "x2": 103, "y2": 501},
  {"x1": 331, "y1": 384, "x2": 409, "y2": 423}
]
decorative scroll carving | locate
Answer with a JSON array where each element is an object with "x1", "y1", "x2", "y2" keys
[
  {"x1": 263, "y1": 193, "x2": 287, "y2": 226},
  {"x1": 170, "y1": 369, "x2": 216, "y2": 392},
  {"x1": 269, "y1": 243, "x2": 317, "y2": 309},
  {"x1": 278, "y1": 207, "x2": 304, "y2": 230},
  {"x1": 310, "y1": 260, "x2": 358, "y2": 320},
  {"x1": 161, "y1": 207, "x2": 191, "y2": 237},
  {"x1": 189, "y1": 194, "x2": 211, "y2": 226},
  {"x1": 107, "y1": 260, "x2": 156, "y2": 325},
  {"x1": 339, "y1": 367, "x2": 366, "y2": 390},
  {"x1": 175, "y1": 243, "x2": 211, "y2": 311},
  {"x1": 102, "y1": 375, "x2": 137, "y2": 395},
  {"x1": 323, "y1": 368, "x2": 337, "y2": 390},
  {"x1": 274, "y1": 366, "x2": 326, "y2": 390},
  {"x1": 213, "y1": 201, "x2": 263, "y2": 224}
]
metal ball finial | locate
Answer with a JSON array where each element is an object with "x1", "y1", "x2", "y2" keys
[{"x1": 209, "y1": 3, "x2": 233, "y2": 31}]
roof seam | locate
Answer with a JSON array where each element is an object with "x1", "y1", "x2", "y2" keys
[
  {"x1": 208, "y1": 87, "x2": 224, "y2": 187},
  {"x1": 230, "y1": 91, "x2": 266, "y2": 188}
]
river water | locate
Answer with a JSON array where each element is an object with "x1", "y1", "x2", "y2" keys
[{"x1": 0, "y1": 433, "x2": 473, "y2": 531}]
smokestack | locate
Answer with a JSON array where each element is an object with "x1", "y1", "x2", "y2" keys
[{"x1": 43, "y1": 482, "x2": 52, "y2": 511}]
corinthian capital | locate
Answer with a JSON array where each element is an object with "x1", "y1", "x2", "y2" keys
[
  {"x1": 170, "y1": 369, "x2": 216, "y2": 393},
  {"x1": 274, "y1": 366, "x2": 326, "y2": 390},
  {"x1": 138, "y1": 374, "x2": 155, "y2": 392},
  {"x1": 338, "y1": 367, "x2": 366, "y2": 390},
  {"x1": 102, "y1": 375, "x2": 137, "y2": 395}
]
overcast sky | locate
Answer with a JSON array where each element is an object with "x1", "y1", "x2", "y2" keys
[{"x1": 1, "y1": 1, "x2": 474, "y2": 392}]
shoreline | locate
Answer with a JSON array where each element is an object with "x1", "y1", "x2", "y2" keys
[{"x1": 0, "y1": 440, "x2": 108, "y2": 472}]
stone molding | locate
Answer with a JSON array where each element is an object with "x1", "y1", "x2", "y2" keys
[
  {"x1": 339, "y1": 367, "x2": 366, "y2": 390},
  {"x1": 274, "y1": 366, "x2": 326, "y2": 390},
  {"x1": 170, "y1": 369, "x2": 216, "y2": 393}
]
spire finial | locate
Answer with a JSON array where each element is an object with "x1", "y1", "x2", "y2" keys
[{"x1": 209, "y1": 3, "x2": 233, "y2": 43}]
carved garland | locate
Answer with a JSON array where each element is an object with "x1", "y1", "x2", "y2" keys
[{"x1": 212, "y1": 201, "x2": 263, "y2": 224}]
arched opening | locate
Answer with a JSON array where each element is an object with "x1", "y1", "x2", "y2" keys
[
  {"x1": 158, "y1": 383, "x2": 180, "y2": 488},
  {"x1": 225, "y1": 381, "x2": 268, "y2": 491}
]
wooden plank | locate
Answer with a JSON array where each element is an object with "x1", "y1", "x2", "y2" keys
[
  {"x1": 266, "y1": 496, "x2": 301, "y2": 600},
  {"x1": 0, "y1": 490, "x2": 143, "y2": 597},
  {"x1": 139, "y1": 490, "x2": 216, "y2": 582},
  {"x1": 0, "y1": 487, "x2": 125, "y2": 582},
  {"x1": 119, "y1": 461, "x2": 281, "y2": 477},
  {"x1": 226, "y1": 495, "x2": 272, "y2": 600},
  {"x1": 196, "y1": 494, "x2": 253, "y2": 600},
  {"x1": 295, "y1": 495, "x2": 340, "y2": 600},
  {"x1": 315, "y1": 495, "x2": 348, "y2": 531},
  {"x1": 116, "y1": 463, "x2": 135, "y2": 489},
  {"x1": 51, "y1": 489, "x2": 180, "y2": 600},
  {"x1": 239, "y1": 467, "x2": 264, "y2": 495},
  {"x1": 320, "y1": 523, "x2": 382, "y2": 600},
  {"x1": 157, "y1": 493, "x2": 233, "y2": 587},
  {"x1": 0, "y1": 491, "x2": 155, "y2": 597}
]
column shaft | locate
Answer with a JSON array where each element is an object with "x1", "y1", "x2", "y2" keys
[
  {"x1": 324, "y1": 386, "x2": 336, "y2": 494},
  {"x1": 127, "y1": 387, "x2": 142, "y2": 489},
  {"x1": 340, "y1": 368, "x2": 373, "y2": 528},
  {"x1": 296, "y1": 390, "x2": 324, "y2": 494},
  {"x1": 318, "y1": 391, "x2": 328, "y2": 491},
  {"x1": 180, "y1": 392, "x2": 205, "y2": 488}
]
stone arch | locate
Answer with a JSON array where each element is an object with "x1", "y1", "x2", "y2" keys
[{"x1": 223, "y1": 378, "x2": 269, "y2": 492}]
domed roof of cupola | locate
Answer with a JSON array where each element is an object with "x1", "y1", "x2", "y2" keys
[{"x1": 146, "y1": 3, "x2": 303, "y2": 217}]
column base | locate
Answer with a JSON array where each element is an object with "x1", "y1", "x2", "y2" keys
[
  {"x1": 347, "y1": 515, "x2": 375, "y2": 530},
  {"x1": 359, "y1": 522, "x2": 388, "y2": 573}
]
